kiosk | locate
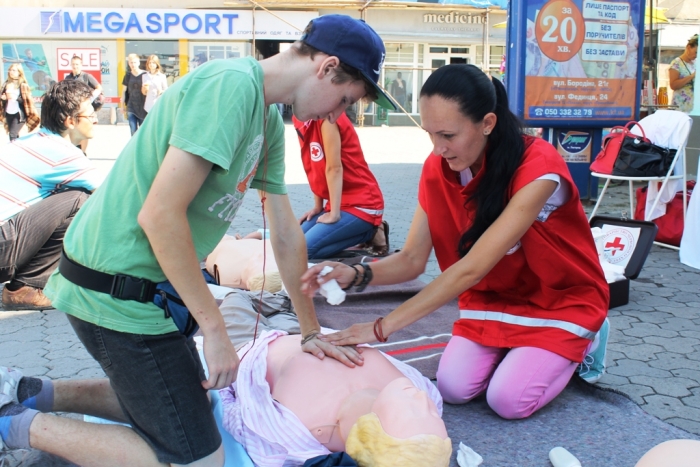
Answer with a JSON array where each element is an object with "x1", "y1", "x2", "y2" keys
[{"x1": 506, "y1": 0, "x2": 646, "y2": 199}]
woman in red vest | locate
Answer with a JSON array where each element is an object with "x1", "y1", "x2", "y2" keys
[
  {"x1": 293, "y1": 112, "x2": 387, "y2": 259},
  {"x1": 302, "y1": 65, "x2": 609, "y2": 419}
]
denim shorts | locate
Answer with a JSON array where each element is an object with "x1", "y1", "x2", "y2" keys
[{"x1": 67, "y1": 314, "x2": 221, "y2": 464}]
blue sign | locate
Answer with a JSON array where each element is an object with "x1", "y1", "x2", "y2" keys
[{"x1": 41, "y1": 10, "x2": 240, "y2": 35}]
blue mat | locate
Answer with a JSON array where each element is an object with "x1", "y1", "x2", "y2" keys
[{"x1": 82, "y1": 392, "x2": 253, "y2": 467}]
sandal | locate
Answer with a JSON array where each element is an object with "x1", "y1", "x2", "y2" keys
[{"x1": 368, "y1": 221, "x2": 390, "y2": 256}]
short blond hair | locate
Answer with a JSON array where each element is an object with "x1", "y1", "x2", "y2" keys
[
  {"x1": 345, "y1": 413, "x2": 452, "y2": 467},
  {"x1": 247, "y1": 272, "x2": 283, "y2": 293}
]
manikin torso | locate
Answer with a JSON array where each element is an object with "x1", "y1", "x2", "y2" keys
[{"x1": 265, "y1": 335, "x2": 448, "y2": 452}]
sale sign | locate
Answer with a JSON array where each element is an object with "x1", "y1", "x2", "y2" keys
[
  {"x1": 57, "y1": 48, "x2": 101, "y2": 82},
  {"x1": 518, "y1": 0, "x2": 643, "y2": 124}
]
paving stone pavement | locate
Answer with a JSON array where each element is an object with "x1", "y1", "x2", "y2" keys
[{"x1": 1, "y1": 123, "x2": 700, "y2": 466}]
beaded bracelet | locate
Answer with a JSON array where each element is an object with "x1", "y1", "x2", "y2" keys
[
  {"x1": 373, "y1": 317, "x2": 388, "y2": 342},
  {"x1": 300, "y1": 331, "x2": 320, "y2": 346},
  {"x1": 341, "y1": 264, "x2": 361, "y2": 291},
  {"x1": 355, "y1": 263, "x2": 373, "y2": 292}
]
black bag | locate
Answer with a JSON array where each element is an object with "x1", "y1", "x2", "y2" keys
[{"x1": 611, "y1": 134, "x2": 676, "y2": 177}]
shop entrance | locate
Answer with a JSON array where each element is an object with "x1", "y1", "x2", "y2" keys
[
  {"x1": 427, "y1": 46, "x2": 471, "y2": 70},
  {"x1": 125, "y1": 40, "x2": 180, "y2": 85}
]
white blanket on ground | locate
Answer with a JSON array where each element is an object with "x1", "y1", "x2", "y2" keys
[{"x1": 219, "y1": 330, "x2": 443, "y2": 467}]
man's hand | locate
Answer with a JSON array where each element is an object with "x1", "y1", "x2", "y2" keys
[
  {"x1": 201, "y1": 326, "x2": 240, "y2": 389},
  {"x1": 299, "y1": 205, "x2": 323, "y2": 224},
  {"x1": 301, "y1": 334, "x2": 364, "y2": 367},
  {"x1": 316, "y1": 212, "x2": 341, "y2": 224}
]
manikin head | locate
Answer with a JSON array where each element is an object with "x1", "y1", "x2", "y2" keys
[{"x1": 341, "y1": 377, "x2": 452, "y2": 467}]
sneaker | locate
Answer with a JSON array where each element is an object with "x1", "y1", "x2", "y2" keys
[
  {"x1": 0, "y1": 367, "x2": 22, "y2": 404},
  {"x1": 1, "y1": 285, "x2": 53, "y2": 311},
  {"x1": 578, "y1": 317, "x2": 610, "y2": 383}
]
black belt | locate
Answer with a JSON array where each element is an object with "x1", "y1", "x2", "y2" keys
[{"x1": 59, "y1": 250, "x2": 157, "y2": 303}]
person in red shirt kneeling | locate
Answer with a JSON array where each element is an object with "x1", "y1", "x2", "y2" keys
[
  {"x1": 302, "y1": 64, "x2": 609, "y2": 420},
  {"x1": 294, "y1": 112, "x2": 387, "y2": 259}
]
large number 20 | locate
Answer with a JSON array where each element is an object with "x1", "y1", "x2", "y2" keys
[{"x1": 540, "y1": 15, "x2": 576, "y2": 44}]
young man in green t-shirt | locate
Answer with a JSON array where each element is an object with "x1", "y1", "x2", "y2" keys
[{"x1": 0, "y1": 15, "x2": 395, "y2": 467}]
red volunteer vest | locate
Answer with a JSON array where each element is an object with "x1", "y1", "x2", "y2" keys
[
  {"x1": 293, "y1": 114, "x2": 383, "y2": 226},
  {"x1": 418, "y1": 136, "x2": 608, "y2": 362}
]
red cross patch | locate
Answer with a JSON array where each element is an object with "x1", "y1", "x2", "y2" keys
[{"x1": 310, "y1": 142, "x2": 324, "y2": 162}]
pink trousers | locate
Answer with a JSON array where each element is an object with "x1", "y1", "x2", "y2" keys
[{"x1": 436, "y1": 335, "x2": 578, "y2": 419}]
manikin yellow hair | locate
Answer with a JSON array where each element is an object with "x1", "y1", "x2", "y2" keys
[
  {"x1": 345, "y1": 412, "x2": 452, "y2": 467},
  {"x1": 247, "y1": 272, "x2": 283, "y2": 293}
]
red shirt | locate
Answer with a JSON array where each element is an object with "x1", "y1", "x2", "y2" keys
[
  {"x1": 293, "y1": 114, "x2": 383, "y2": 226},
  {"x1": 418, "y1": 136, "x2": 608, "y2": 362}
]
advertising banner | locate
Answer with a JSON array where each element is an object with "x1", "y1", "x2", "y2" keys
[
  {"x1": 2, "y1": 43, "x2": 55, "y2": 97},
  {"x1": 0, "y1": 8, "x2": 317, "y2": 41},
  {"x1": 508, "y1": 0, "x2": 645, "y2": 127},
  {"x1": 3, "y1": 41, "x2": 118, "y2": 100},
  {"x1": 57, "y1": 48, "x2": 101, "y2": 82},
  {"x1": 556, "y1": 129, "x2": 593, "y2": 162}
]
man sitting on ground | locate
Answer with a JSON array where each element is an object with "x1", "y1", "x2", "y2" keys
[{"x1": 0, "y1": 80, "x2": 102, "y2": 310}]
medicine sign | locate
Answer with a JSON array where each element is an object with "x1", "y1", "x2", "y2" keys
[{"x1": 506, "y1": 0, "x2": 645, "y2": 127}]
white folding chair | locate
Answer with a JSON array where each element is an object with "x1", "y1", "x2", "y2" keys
[{"x1": 589, "y1": 110, "x2": 693, "y2": 250}]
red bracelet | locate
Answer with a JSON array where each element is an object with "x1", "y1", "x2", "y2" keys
[{"x1": 373, "y1": 317, "x2": 388, "y2": 343}]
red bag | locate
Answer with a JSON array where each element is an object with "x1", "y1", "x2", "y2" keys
[
  {"x1": 590, "y1": 121, "x2": 648, "y2": 175},
  {"x1": 634, "y1": 180, "x2": 695, "y2": 246}
]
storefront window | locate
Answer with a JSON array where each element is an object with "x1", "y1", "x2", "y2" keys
[
  {"x1": 475, "y1": 45, "x2": 505, "y2": 69},
  {"x1": 2, "y1": 39, "x2": 119, "y2": 100},
  {"x1": 126, "y1": 40, "x2": 180, "y2": 85},
  {"x1": 385, "y1": 43, "x2": 415, "y2": 63},
  {"x1": 385, "y1": 68, "x2": 413, "y2": 112},
  {"x1": 382, "y1": 42, "x2": 420, "y2": 114},
  {"x1": 190, "y1": 43, "x2": 249, "y2": 70}
]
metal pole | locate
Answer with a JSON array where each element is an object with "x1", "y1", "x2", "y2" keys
[
  {"x1": 484, "y1": 10, "x2": 490, "y2": 72},
  {"x1": 358, "y1": 3, "x2": 373, "y2": 127}
]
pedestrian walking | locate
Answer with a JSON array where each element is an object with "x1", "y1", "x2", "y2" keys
[
  {"x1": 122, "y1": 53, "x2": 146, "y2": 135},
  {"x1": 0, "y1": 63, "x2": 39, "y2": 141}
]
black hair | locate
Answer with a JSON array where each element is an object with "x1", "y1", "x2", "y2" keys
[
  {"x1": 689, "y1": 34, "x2": 698, "y2": 48},
  {"x1": 40, "y1": 80, "x2": 93, "y2": 134},
  {"x1": 420, "y1": 64, "x2": 524, "y2": 257}
]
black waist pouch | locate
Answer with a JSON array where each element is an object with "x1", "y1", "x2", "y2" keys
[{"x1": 153, "y1": 270, "x2": 218, "y2": 338}]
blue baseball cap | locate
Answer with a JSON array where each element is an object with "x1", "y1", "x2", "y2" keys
[{"x1": 302, "y1": 15, "x2": 397, "y2": 111}]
